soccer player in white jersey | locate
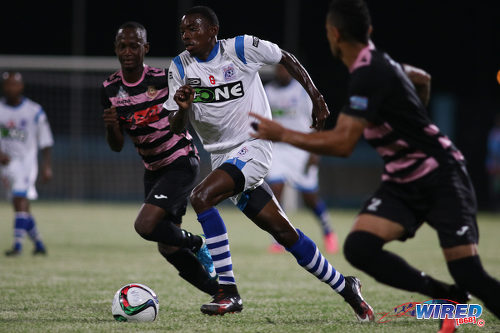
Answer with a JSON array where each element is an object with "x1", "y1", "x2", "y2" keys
[
  {"x1": 265, "y1": 64, "x2": 338, "y2": 254},
  {"x1": 165, "y1": 6, "x2": 374, "y2": 320},
  {"x1": 0, "y1": 72, "x2": 53, "y2": 256}
]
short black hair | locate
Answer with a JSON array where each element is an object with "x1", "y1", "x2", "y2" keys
[
  {"x1": 116, "y1": 21, "x2": 147, "y2": 42},
  {"x1": 327, "y1": 0, "x2": 371, "y2": 44},
  {"x1": 185, "y1": 6, "x2": 219, "y2": 27}
]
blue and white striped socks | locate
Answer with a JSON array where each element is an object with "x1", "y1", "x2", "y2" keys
[
  {"x1": 12, "y1": 212, "x2": 45, "y2": 251},
  {"x1": 287, "y1": 228, "x2": 345, "y2": 293},
  {"x1": 197, "y1": 208, "x2": 236, "y2": 285}
]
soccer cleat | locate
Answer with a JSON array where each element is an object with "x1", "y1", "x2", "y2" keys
[
  {"x1": 33, "y1": 247, "x2": 47, "y2": 256},
  {"x1": 196, "y1": 235, "x2": 217, "y2": 279},
  {"x1": 268, "y1": 242, "x2": 285, "y2": 254},
  {"x1": 341, "y1": 276, "x2": 375, "y2": 322},
  {"x1": 200, "y1": 285, "x2": 243, "y2": 315},
  {"x1": 5, "y1": 248, "x2": 21, "y2": 257},
  {"x1": 324, "y1": 232, "x2": 339, "y2": 254}
]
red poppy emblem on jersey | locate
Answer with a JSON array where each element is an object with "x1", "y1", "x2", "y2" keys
[{"x1": 146, "y1": 86, "x2": 158, "y2": 99}]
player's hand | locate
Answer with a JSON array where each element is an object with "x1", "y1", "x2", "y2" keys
[
  {"x1": 249, "y1": 112, "x2": 286, "y2": 142},
  {"x1": 103, "y1": 106, "x2": 119, "y2": 127},
  {"x1": 311, "y1": 94, "x2": 330, "y2": 131},
  {"x1": 0, "y1": 151, "x2": 10, "y2": 165},
  {"x1": 174, "y1": 85, "x2": 195, "y2": 111},
  {"x1": 41, "y1": 165, "x2": 53, "y2": 183}
]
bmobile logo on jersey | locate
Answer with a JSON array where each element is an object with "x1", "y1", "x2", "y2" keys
[{"x1": 193, "y1": 81, "x2": 244, "y2": 103}]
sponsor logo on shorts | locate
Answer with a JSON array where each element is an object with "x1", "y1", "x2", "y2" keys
[
  {"x1": 456, "y1": 226, "x2": 469, "y2": 236},
  {"x1": 154, "y1": 194, "x2": 168, "y2": 199},
  {"x1": 350, "y1": 95, "x2": 368, "y2": 111},
  {"x1": 238, "y1": 147, "x2": 248, "y2": 156}
]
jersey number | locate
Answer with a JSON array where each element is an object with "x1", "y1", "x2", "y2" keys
[
  {"x1": 209, "y1": 75, "x2": 216, "y2": 85},
  {"x1": 367, "y1": 198, "x2": 382, "y2": 212}
]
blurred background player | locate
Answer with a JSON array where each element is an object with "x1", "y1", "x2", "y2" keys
[
  {"x1": 0, "y1": 71, "x2": 52, "y2": 256},
  {"x1": 251, "y1": 0, "x2": 500, "y2": 324},
  {"x1": 168, "y1": 6, "x2": 373, "y2": 320},
  {"x1": 101, "y1": 22, "x2": 218, "y2": 296},
  {"x1": 265, "y1": 64, "x2": 338, "y2": 254},
  {"x1": 486, "y1": 113, "x2": 500, "y2": 211}
]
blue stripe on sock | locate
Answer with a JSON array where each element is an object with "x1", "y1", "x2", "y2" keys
[
  {"x1": 206, "y1": 239, "x2": 229, "y2": 250},
  {"x1": 212, "y1": 252, "x2": 231, "y2": 262},
  {"x1": 317, "y1": 259, "x2": 330, "y2": 279},
  {"x1": 219, "y1": 276, "x2": 235, "y2": 283},
  {"x1": 286, "y1": 229, "x2": 316, "y2": 267},
  {"x1": 332, "y1": 275, "x2": 345, "y2": 290},
  {"x1": 197, "y1": 207, "x2": 227, "y2": 238},
  {"x1": 216, "y1": 264, "x2": 233, "y2": 273},
  {"x1": 307, "y1": 256, "x2": 322, "y2": 273}
]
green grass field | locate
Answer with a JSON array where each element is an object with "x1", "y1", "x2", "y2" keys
[{"x1": 0, "y1": 202, "x2": 499, "y2": 332}]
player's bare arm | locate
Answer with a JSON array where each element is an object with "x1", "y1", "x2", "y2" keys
[
  {"x1": 250, "y1": 112, "x2": 366, "y2": 157},
  {"x1": 279, "y1": 50, "x2": 330, "y2": 130},
  {"x1": 0, "y1": 150, "x2": 9, "y2": 165},
  {"x1": 103, "y1": 106, "x2": 124, "y2": 152},
  {"x1": 169, "y1": 85, "x2": 194, "y2": 134},
  {"x1": 403, "y1": 64, "x2": 431, "y2": 106},
  {"x1": 40, "y1": 147, "x2": 53, "y2": 183}
]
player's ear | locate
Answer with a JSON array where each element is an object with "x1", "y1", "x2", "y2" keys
[
  {"x1": 210, "y1": 25, "x2": 219, "y2": 38},
  {"x1": 368, "y1": 25, "x2": 373, "y2": 37},
  {"x1": 144, "y1": 42, "x2": 150, "y2": 54}
]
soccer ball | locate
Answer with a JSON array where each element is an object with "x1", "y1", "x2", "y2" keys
[{"x1": 111, "y1": 283, "x2": 159, "y2": 322}]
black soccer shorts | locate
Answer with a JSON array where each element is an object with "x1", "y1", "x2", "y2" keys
[
  {"x1": 143, "y1": 156, "x2": 199, "y2": 223},
  {"x1": 359, "y1": 164, "x2": 479, "y2": 248}
]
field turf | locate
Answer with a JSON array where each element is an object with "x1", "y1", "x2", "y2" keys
[{"x1": 0, "y1": 202, "x2": 499, "y2": 332}]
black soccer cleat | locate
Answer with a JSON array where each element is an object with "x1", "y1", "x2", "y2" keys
[
  {"x1": 33, "y1": 247, "x2": 47, "y2": 256},
  {"x1": 341, "y1": 276, "x2": 375, "y2": 322},
  {"x1": 5, "y1": 248, "x2": 21, "y2": 257},
  {"x1": 200, "y1": 285, "x2": 243, "y2": 316}
]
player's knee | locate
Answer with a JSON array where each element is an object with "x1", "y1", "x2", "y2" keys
[
  {"x1": 157, "y1": 243, "x2": 179, "y2": 258},
  {"x1": 344, "y1": 231, "x2": 384, "y2": 269},
  {"x1": 134, "y1": 216, "x2": 156, "y2": 240},
  {"x1": 190, "y1": 185, "x2": 212, "y2": 212}
]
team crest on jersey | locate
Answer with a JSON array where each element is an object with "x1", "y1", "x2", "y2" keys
[
  {"x1": 222, "y1": 64, "x2": 236, "y2": 82},
  {"x1": 238, "y1": 146, "x2": 248, "y2": 156},
  {"x1": 146, "y1": 86, "x2": 158, "y2": 99}
]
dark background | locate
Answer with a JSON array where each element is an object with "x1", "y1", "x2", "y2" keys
[{"x1": 2, "y1": 0, "x2": 500, "y2": 208}]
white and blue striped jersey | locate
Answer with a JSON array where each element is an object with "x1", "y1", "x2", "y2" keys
[
  {"x1": 0, "y1": 97, "x2": 53, "y2": 160},
  {"x1": 163, "y1": 35, "x2": 282, "y2": 153}
]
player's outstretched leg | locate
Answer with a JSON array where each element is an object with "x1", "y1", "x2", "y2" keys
[
  {"x1": 246, "y1": 183, "x2": 374, "y2": 321},
  {"x1": 196, "y1": 207, "x2": 242, "y2": 315},
  {"x1": 344, "y1": 231, "x2": 471, "y2": 303},
  {"x1": 287, "y1": 229, "x2": 374, "y2": 321}
]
